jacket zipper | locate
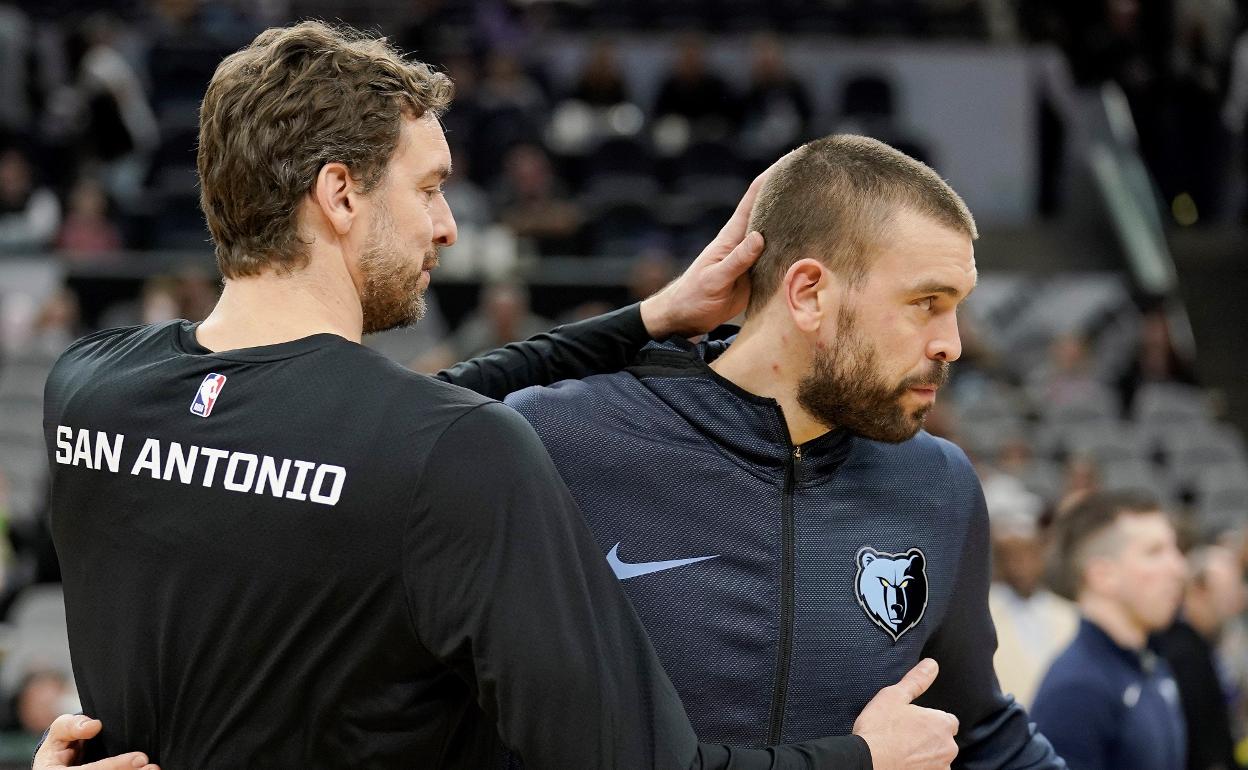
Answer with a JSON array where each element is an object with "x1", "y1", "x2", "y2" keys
[{"x1": 767, "y1": 441, "x2": 800, "y2": 744}]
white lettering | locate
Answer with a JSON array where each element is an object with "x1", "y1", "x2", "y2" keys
[
  {"x1": 129, "y1": 438, "x2": 162, "y2": 478},
  {"x1": 50, "y1": 426, "x2": 345, "y2": 506},
  {"x1": 284, "y1": 460, "x2": 317, "y2": 501},
  {"x1": 223, "y1": 452, "x2": 258, "y2": 492},
  {"x1": 254, "y1": 456, "x2": 291, "y2": 497},
  {"x1": 72, "y1": 429, "x2": 93, "y2": 469},
  {"x1": 199, "y1": 447, "x2": 229, "y2": 486},
  {"x1": 309, "y1": 464, "x2": 346, "y2": 506},
  {"x1": 163, "y1": 442, "x2": 199, "y2": 484},
  {"x1": 55, "y1": 426, "x2": 72, "y2": 464},
  {"x1": 94, "y1": 432, "x2": 123, "y2": 473}
]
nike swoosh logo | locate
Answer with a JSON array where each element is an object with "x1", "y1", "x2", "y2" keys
[{"x1": 606, "y1": 542, "x2": 719, "y2": 581}]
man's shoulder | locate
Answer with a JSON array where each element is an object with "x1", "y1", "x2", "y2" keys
[
  {"x1": 1036, "y1": 635, "x2": 1120, "y2": 703},
  {"x1": 851, "y1": 430, "x2": 978, "y2": 483},
  {"x1": 49, "y1": 321, "x2": 178, "y2": 387},
  {"x1": 504, "y1": 371, "x2": 641, "y2": 417}
]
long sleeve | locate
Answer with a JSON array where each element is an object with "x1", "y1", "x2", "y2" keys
[
  {"x1": 403, "y1": 403, "x2": 871, "y2": 769},
  {"x1": 435, "y1": 303, "x2": 653, "y2": 401},
  {"x1": 918, "y1": 462, "x2": 1065, "y2": 770}
]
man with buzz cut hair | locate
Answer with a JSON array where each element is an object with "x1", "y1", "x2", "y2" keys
[
  {"x1": 1031, "y1": 492, "x2": 1188, "y2": 770},
  {"x1": 502, "y1": 134, "x2": 1065, "y2": 767},
  {"x1": 42, "y1": 20, "x2": 962, "y2": 770}
]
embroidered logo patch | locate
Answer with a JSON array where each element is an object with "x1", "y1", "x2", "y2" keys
[
  {"x1": 190, "y1": 373, "x2": 227, "y2": 418},
  {"x1": 854, "y1": 546, "x2": 929, "y2": 641}
]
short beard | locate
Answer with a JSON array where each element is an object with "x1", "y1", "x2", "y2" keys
[
  {"x1": 358, "y1": 201, "x2": 434, "y2": 335},
  {"x1": 796, "y1": 305, "x2": 949, "y2": 443}
]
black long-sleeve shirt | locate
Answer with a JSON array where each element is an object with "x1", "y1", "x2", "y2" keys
[{"x1": 45, "y1": 308, "x2": 868, "y2": 768}]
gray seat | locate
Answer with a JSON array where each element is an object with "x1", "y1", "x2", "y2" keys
[
  {"x1": 1133, "y1": 382, "x2": 1213, "y2": 425},
  {"x1": 1162, "y1": 423, "x2": 1247, "y2": 487},
  {"x1": 1098, "y1": 458, "x2": 1177, "y2": 508}
]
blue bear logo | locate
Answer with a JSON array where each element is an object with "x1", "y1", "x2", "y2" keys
[{"x1": 855, "y1": 546, "x2": 928, "y2": 641}]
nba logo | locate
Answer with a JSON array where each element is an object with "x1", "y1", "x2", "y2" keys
[{"x1": 190, "y1": 373, "x2": 227, "y2": 418}]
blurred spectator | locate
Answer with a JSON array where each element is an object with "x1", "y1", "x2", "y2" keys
[
  {"x1": 0, "y1": 147, "x2": 60, "y2": 254},
  {"x1": 493, "y1": 144, "x2": 583, "y2": 256},
  {"x1": 831, "y1": 71, "x2": 934, "y2": 166},
  {"x1": 1155, "y1": 545, "x2": 1244, "y2": 770},
  {"x1": 55, "y1": 177, "x2": 123, "y2": 255},
  {"x1": 626, "y1": 248, "x2": 677, "y2": 304},
  {"x1": 450, "y1": 282, "x2": 551, "y2": 359},
  {"x1": 1163, "y1": 0, "x2": 1235, "y2": 222},
  {"x1": 989, "y1": 516, "x2": 1079, "y2": 708},
  {"x1": 1032, "y1": 492, "x2": 1188, "y2": 770},
  {"x1": 99, "y1": 271, "x2": 219, "y2": 329},
  {"x1": 1060, "y1": 454, "x2": 1102, "y2": 508},
  {"x1": 6, "y1": 670, "x2": 76, "y2": 741},
  {"x1": 570, "y1": 39, "x2": 632, "y2": 108},
  {"x1": 173, "y1": 268, "x2": 219, "y2": 323},
  {"x1": 739, "y1": 34, "x2": 812, "y2": 161},
  {"x1": 1213, "y1": 526, "x2": 1248, "y2": 756},
  {"x1": 983, "y1": 465, "x2": 1046, "y2": 526},
  {"x1": 653, "y1": 34, "x2": 740, "y2": 142},
  {"x1": 478, "y1": 51, "x2": 546, "y2": 117},
  {"x1": 0, "y1": 6, "x2": 36, "y2": 135},
  {"x1": 1027, "y1": 332, "x2": 1104, "y2": 410},
  {"x1": 73, "y1": 14, "x2": 160, "y2": 208},
  {"x1": 474, "y1": 51, "x2": 547, "y2": 179},
  {"x1": 25, "y1": 288, "x2": 82, "y2": 358},
  {"x1": 1118, "y1": 306, "x2": 1199, "y2": 413}
]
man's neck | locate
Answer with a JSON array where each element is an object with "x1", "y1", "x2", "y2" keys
[
  {"x1": 709, "y1": 317, "x2": 830, "y2": 445},
  {"x1": 196, "y1": 263, "x2": 363, "y2": 353},
  {"x1": 1079, "y1": 594, "x2": 1148, "y2": 650}
]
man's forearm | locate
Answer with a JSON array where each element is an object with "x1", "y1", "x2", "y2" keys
[
  {"x1": 692, "y1": 735, "x2": 872, "y2": 770},
  {"x1": 435, "y1": 303, "x2": 652, "y2": 400}
]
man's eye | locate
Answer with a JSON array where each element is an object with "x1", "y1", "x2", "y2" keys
[{"x1": 915, "y1": 297, "x2": 934, "y2": 312}]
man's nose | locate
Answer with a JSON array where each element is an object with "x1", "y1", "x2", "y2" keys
[
  {"x1": 926, "y1": 315, "x2": 962, "y2": 362},
  {"x1": 434, "y1": 195, "x2": 457, "y2": 246}
]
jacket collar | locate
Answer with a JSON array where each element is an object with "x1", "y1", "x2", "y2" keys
[{"x1": 626, "y1": 337, "x2": 854, "y2": 479}]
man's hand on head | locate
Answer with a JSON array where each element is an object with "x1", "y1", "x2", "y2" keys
[
  {"x1": 639, "y1": 168, "x2": 774, "y2": 339},
  {"x1": 851, "y1": 659, "x2": 960, "y2": 770},
  {"x1": 33, "y1": 715, "x2": 158, "y2": 770}
]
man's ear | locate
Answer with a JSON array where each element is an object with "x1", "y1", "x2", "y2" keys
[
  {"x1": 312, "y1": 162, "x2": 359, "y2": 237},
  {"x1": 783, "y1": 257, "x2": 836, "y2": 334}
]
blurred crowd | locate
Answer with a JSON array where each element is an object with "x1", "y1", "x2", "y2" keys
[
  {"x1": 0, "y1": 0, "x2": 1246, "y2": 266},
  {"x1": 0, "y1": 0, "x2": 1246, "y2": 765}
]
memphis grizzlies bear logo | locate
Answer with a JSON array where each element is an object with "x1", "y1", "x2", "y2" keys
[{"x1": 855, "y1": 546, "x2": 929, "y2": 641}]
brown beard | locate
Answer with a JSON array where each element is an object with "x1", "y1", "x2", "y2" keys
[
  {"x1": 357, "y1": 201, "x2": 434, "y2": 335},
  {"x1": 796, "y1": 304, "x2": 949, "y2": 443}
]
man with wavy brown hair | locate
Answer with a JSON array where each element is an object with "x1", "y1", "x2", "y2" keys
[{"x1": 42, "y1": 21, "x2": 957, "y2": 770}]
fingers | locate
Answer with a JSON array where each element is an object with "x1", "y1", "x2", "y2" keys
[
  {"x1": 45, "y1": 714, "x2": 104, "y2": 746},
  {"x1": 885, "y1": 658, "x2": 939, "y2": 704},
  {"x1": 708, "y1": 231, "x2": 764, "y2": 278},
  {"x1": 79, "y1": 753, "x2": 158, "y2": 770},
  {"x1": 715, "y1": 164, "x2": 775, "y2": 244}
]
